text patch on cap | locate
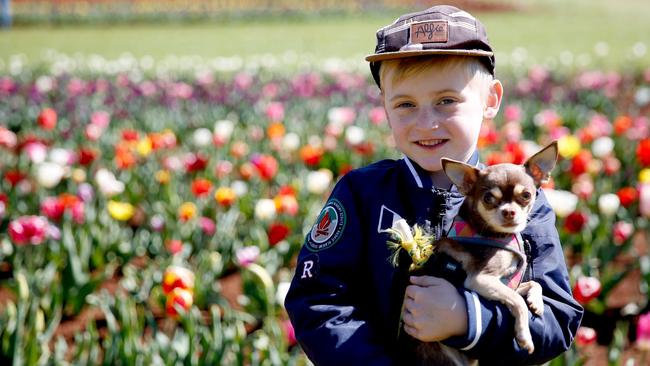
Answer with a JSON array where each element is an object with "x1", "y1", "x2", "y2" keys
[
  {"x1": 410, "y1": 20, "x2": 448, "y2": 43},
  {"x1": 306, "y1": 198, "x2": 346, "y2": 252}
]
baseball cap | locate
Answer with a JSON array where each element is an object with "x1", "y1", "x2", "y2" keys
[{"x1": 366, "y1": 5, "x2": 495, "y2": 86}]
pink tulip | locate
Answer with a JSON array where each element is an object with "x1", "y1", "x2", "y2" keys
[
  {"x1": 282, "y1": 319, "x2": 297, "y2": 347},
  {"x1": 90, "y1": 111, "x2": 110, "y2": 129},
  {"x1": 8, "y1": 216, "x2": 50, "y2": 246},
  {"x1": 637, "y1": 312, "x2": 650, "y2": 351},
  {"x1": 235, "y1": 246, "x2": 260, "y2": 267},
  {"x1": 639, "y1": 183, "x2": 650, "y2": 218},
  {"x1": 612, "y1": 221, "x2": 634, "y2": 245},
  {"x1": 265, "y1": 102, "x2": 285, "y2": 122},
  {"x1": 199, "y1": 217, "x2": 216, "y2": 236},
  {"x1": 368, "y1": 107, "x2": 386, "y2": 125},
  {"x1": 503, "y1": 104, "x2": 523, "y2": 123}
]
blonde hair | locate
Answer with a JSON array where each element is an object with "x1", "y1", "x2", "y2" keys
[{"x1": 379, "y1": 56, "x2": 494, "y2": 99}]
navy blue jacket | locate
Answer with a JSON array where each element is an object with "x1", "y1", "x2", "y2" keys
[{"x1": 285, "y1": 156, "x2": 583, "y2": 365}]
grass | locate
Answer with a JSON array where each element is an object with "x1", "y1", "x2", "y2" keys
[{"x1": 0, "y1": 0, "x2": 649, "y2": 68}]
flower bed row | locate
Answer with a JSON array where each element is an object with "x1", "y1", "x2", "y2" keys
[{"x1": 0, "y1": 60, "x2": 649, "y2": 364}]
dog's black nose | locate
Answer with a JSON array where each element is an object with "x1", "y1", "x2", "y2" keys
[{"x1": 501, "y1": 208, "x2": 516, "y2": 219}]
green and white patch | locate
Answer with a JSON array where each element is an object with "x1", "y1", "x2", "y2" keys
[{"x1": 306, "y1": 199, "x2": 346, "y2": 252}]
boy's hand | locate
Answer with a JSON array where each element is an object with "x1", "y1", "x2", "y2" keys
[{"x1": 402, "y1": 276, "x2": 468, "y2": 342}]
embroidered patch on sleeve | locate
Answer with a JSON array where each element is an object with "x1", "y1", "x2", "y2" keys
[{"x1": 306, "y1": 198, "x2": 346, "y2": 252}]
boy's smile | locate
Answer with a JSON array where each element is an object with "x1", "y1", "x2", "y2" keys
[{"x1": 382, "y1": 59, "x2": 502, "y2": 175}]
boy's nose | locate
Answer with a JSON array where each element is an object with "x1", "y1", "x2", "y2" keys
[{"x1": 416, "y1": 108, "x2": 441, "y2": 129}]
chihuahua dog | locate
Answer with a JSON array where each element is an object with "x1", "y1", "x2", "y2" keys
[{"x1": 390, "y1": 141, "x2": 558, "y2": 366}]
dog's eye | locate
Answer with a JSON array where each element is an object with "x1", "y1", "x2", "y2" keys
[
  {"x1": 521, "y1": 191, "x2": 532, "y2": 201},
  {"x1": 483, "y1": 192, "x2": 497, "y2": 205}
]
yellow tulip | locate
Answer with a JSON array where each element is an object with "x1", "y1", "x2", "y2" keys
[
  {"x1": 178, "y1": 202, "x2": 197, "y2": 221},
  {"x1": 107, "y1": 200, "x2": 135, "y2": 221},
  {"x1": 557, "y1": 135, "x2": 581, "y2": 159},
  {"x1": 639, "y1": 169, "x2": 650, "y2": 184},
  {"x1": 137, "y1": 137, "x2": 153, "y2": 157},
  {"x1": 155, "y1": 170, "x2": 171, "y2": 185}
]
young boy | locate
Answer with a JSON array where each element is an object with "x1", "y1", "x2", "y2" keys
[{"x1": 285, "y1": 5, "x2": 583, "y2": 365}]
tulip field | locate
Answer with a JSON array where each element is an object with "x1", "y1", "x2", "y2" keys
[{"x1": 1, "y1": 40, "x2": 650, "y2": 366}]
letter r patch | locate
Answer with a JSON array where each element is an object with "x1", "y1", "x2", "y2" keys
[{"x1": 298, "y1": 254, "x2": 319, "y2": 283}]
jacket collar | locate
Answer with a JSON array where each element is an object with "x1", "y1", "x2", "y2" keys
[{"x1": 401, "y1": 150, "x2": 481, "y2": 190}]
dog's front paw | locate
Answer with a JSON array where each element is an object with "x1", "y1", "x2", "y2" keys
[
  {"x1": 516, "y1": 331, "x2": 535, "y2": 354},
  {"x1": 527, "y1": 293, "x2": 544, "y2": 316}
]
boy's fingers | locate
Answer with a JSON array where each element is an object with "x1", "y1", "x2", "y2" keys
[{"x1": 410, "y1": 275, "x2": 445, "y2": 286}]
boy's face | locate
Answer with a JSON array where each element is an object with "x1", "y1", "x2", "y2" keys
[{"x1": 382, "y1": 61, "x2": 502, "y2": 172}]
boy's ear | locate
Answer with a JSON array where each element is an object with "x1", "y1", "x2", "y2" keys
[
  {"x1": 524, "y1": 141, "x2": 559, "y2": 186},
  {"x1": 442, "y1": 158, "x2": 479, "y2": 195},
  {"x1": 483, "y1": 79, "x2": 503, "y2": 120}
]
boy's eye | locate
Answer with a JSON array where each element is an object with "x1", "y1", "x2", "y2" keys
[
  {"x1": 437, "y1": 98, "x2": 456, "y2": 106},
  {"x1": 396, "y1": 102, "x2": 415, "y2": 108}
]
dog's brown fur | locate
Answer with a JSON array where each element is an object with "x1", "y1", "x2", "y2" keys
[{"x1": 406, "y1": 142, "x2": 558, "y2": 366}]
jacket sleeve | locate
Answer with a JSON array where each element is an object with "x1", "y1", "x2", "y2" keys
[
  {"x1": 284, "y1": 173, "x2": 397, "y2": 366},
  {"x1": 443, "y1": 189, "x2": 584, "y2": 364}
]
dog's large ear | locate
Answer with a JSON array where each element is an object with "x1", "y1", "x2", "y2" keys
[
  {"x1": 524, "y1": 141, "x2": 558, "y2": 186},
  {"x1": 442, "y1": 158, "x2": 479, "y2": 195}
]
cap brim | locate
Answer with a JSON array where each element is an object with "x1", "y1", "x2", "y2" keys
[{"x1": 365, "y1": 49, "x2": 493, "y2": 62}]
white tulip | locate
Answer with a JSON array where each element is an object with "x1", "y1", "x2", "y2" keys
[
  {"x1": 254, "y1": 199, "x2": 277, "y2": 221},
  {"x1": 35, "y1": 162, "x2": 65, "y2": 188},
  {"x1": 49, "y1": 148, "x2": 73, "y2": 166},
  {"x1": 282, "y1": 132, "x2": 300, "y2": 152},
  {"x1": 35, "y1": 75, "x2": 54, "y2": 93},
  {"x1": 345, "y1": 125, "x2": 365, "y2": 146},
  {"x1": 214, "y1": 119, "x2": 234, "y2": 142},
  {"x1": 276, "y1": 281, "x2": 291, "y2": 307},
  {"x1": 598, "y1": 193, "x2": 620, "y2": 216},
  {"x1": 95, "y1": 169, "x2": 125, "y2": 197},
  {"x1": 591, "y1": 137, "x2": 614, "y2": 158},
  {"x1": 306, "y1": 169, "x2": 333, "y2": 195},
  {"x1": 231, "y1": 180, "x2": 248, "y2": 197},
  {"x1": 391, "y1": 219, "x2": 414, "y2": 243},
  {"x1": 542, "y1": 189, "x2": 578, "y2": 218},
  {"x1": 192, "y1": 128, "x2": 213, "y2": 147}
]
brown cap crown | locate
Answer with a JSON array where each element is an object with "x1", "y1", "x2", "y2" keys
[{"x1": 366, "y1": 5, "x2": 495, "y2": 86}]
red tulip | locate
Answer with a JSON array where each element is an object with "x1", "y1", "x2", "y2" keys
[
  {"x1": 3, "y1": 170, "x2": 25, "y2": 187},
  {"x1": 191, "y1": 178, "x2": 212, "y2": 197},
  {"x1": 166, "y1": 287, "x2": 193, "y2": 318},
  {"x1": 573, "y1": 276, "x2": 602, "y2": 305},
  {"x1": 613, "y1": 115, "x2": 632, "y2": 135},
  {"x1": 251, "y1": 154, "x2": 278, "y2": 181},
  {"x1": 575, "y1": 326, "x2": 597, "y2": 347},
  {"x1": 162, "y1": 266, "x2": 194, "y2": 295},
  {"x1": 184, "y1": 153, "x2": 208, "y2": 173},
  {"x1": 121, "y1": 129, "x2": 139, "y2": 141},
  {"x1": 299, "y1": 145, "x2": 323, "y2": 166},
  {"x1": 570, "y1": 150, "x2": 592, "y2": 176},
  {"x1": 78, "y1": 148, "x2": 97, "y2": 166},
  {"x1": 637, "y1": 139, "x2": 650, "y2": 167},
  {"x1": 37, "y1": 108, "x2": 57, "y2": 130},
  {"x1": 40, "y1": 196, "x2": 65, "y2": 221},
  {"x1": 617, "y1": 187, "x2": 638, "y2": 207},
  {"x1": 564, "y1": 211, "x2": 588, "y2": 233},
  {"x1": 268, "y1": 222, "x2": 290, "y2": 246}
]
